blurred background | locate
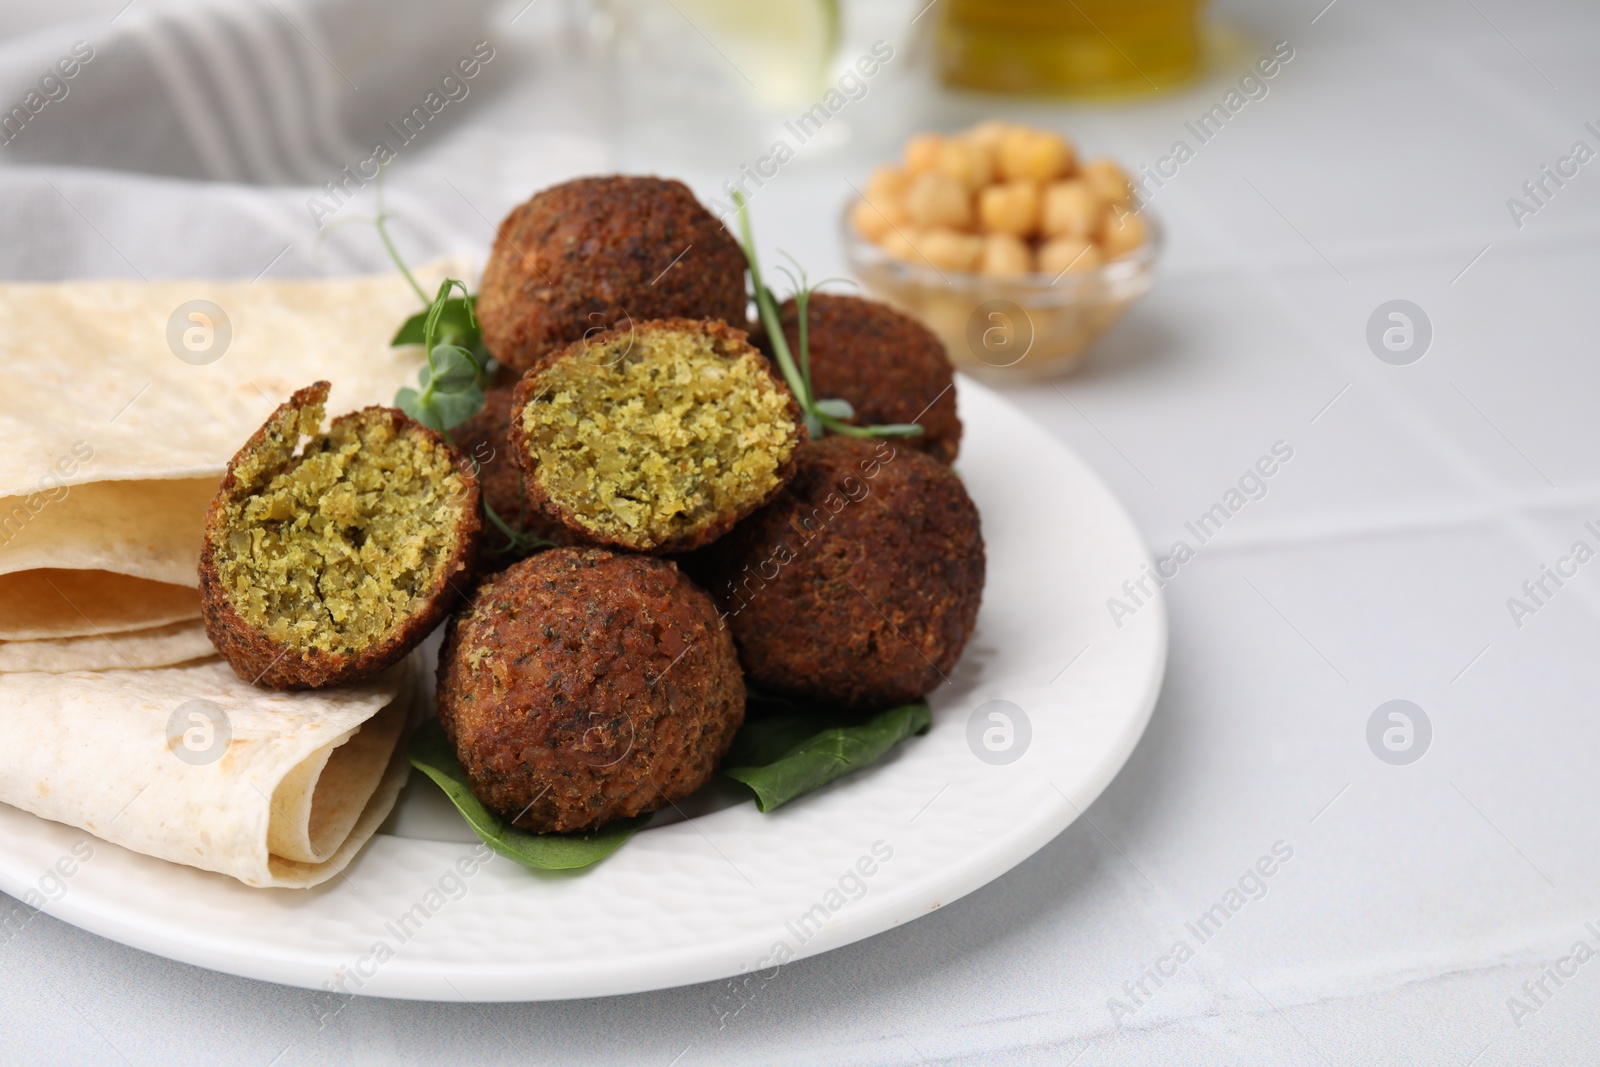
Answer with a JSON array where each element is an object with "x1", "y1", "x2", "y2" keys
[{"x1": 0, "y1": 0, "x2": 1246, "y2": 291}]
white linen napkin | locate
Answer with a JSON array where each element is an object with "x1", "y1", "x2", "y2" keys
[{"x1": 0, "y1": 0, "x2": 613, "y2": 280}]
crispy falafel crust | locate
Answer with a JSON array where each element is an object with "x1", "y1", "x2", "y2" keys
[
  {"x1": 694, "y1": 436, "x2": 984, "y2": 710},
  {"x1": 775, "y1": 293, "x2": 962, "y2": 464},
  {"x1": 198, "y1": 381, "x2": 481, "y2": 690},
  {"x1": 436, "y1": 547, "x2": 745, "y2": 833},
  {"x1": 477, "y1": 175, "x2": 748, "y2": 377},
  {"x1": 509, "y1": 317, "x2": 804, "y2": 555}
]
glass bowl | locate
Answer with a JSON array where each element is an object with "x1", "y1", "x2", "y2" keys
[{"x1": 840, "y1": 206, "x2": 1163, "y2": 383}]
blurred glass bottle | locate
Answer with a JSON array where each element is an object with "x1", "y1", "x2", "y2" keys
[{"x1": 934, "y1": 0, "x2": 1206, "y2": 98}]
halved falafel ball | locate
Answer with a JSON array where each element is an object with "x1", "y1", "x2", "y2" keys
[
  {"x1": 436, "y1": 547, "x2": 745, "y2": 834},
  {"x1": 451, "y1": 385, "x2": 582, "y2": 572},
  {"x1": 775, "y1": 293, "x2": 962, "y2": 464},
  {"x1": 510, "y1": 317, "x2": 804, "y2": 555},
  {"x1": 693, "y1": 436, "x2": 984, "y2": 710},
  {"x1": 199, "y1": 381, "x2": 481, "y2": 690},
  {"x1": 478, "y1": 176, "x2": 748, "y2": 377}
]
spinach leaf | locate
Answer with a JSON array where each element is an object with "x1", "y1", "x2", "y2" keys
[
  {"x1": 408, "y1": 719, "x2": 646, "y2": 870},
  {"x1": 722, "y1": 707, "x2": 824, "y2": 769},
  {"x1": 724, "y1": 700, "x2": 931, "y2": 813}
]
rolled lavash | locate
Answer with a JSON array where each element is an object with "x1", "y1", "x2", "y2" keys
[
  {"x1": 0, "y1": 262, "x2": 469, "y2": 642},
  {"x1": 0, "y1": 657, "x2": 416, "y2": 888}
]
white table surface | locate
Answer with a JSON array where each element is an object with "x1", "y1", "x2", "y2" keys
[{"x1": 4, "y1": 0, "x2": 1600, "y2": 1063}]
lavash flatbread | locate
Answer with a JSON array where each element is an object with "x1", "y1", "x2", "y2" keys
[
  {"x1": 0, "y1": 569, "x2": 202, "y2": 641},
  {"x1": 0, "y1": 657, "x2": 415, "y2": 888},
  {"x1": 0, "y1": 619, "x2": 214, "y2": 673},
  {"x1": 0, "y1": 268, "x2": 462, "y2": 491},
  {"x1": 0, "y1": 477, "x2": 218, "y2": 587},
  {"x1": 0, "y1": 261, "x2": 466, "y2": 638}
]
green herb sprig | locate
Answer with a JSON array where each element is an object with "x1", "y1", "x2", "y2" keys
[
  {"x1": 390, "y1": 282, "x2": 552, "y2": 557},
  {"x1": 734, "y1": 191, "x2": 924, "y2": 442},
  {"x1": 371, "y1": 210, "x2": 549, "y2": 557},
  {"x1": 395, "y1": 279, "x2": 489, "y2": 433}
]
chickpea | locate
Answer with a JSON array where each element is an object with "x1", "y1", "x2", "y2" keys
[
  {"x1": 997, "y1": 127, "x2": 1074, "y2": 182},
  {"x1": 916, "y1": 229, "x2": 984, "y2": 272},
  {"x1": 964, "y1": 119, "x2": 1013, "y2": 152},
  {"x1": 1041, "y1": 180, "x2": 1100, "y2": 239},
  {"x1": 906, "y1": 172, "x2": 973, "y2": 231},
  {"x1": 1098, "y1": 206, "x2": 1148, "y2": 258},
  {"x1": 865, "y1": 164, "x2": 910, "y2": 203},
  {"x1": 851, "y1": 198, "x2": 896, "y2": 242},
  {"x1": 904, "y1": 132, "x2": 945, "y2": 174},
  {"x1": 977, "y1": 181, "x2": 1040, "y2": 236},
  {"x1": 934, "y1": 137, "x2": 994, "y2": 190},
  {"x1": 880, "y1": 228, "x2": 924, "y2": 264},
  {"x1": 961, "y1": 121, "x2": 1010, "y2": 183},
  {"x1": 1038, "y1": 236, "x2": 1103, "y2": 277},
  {"x1": 1082, "y1": 157, "x2": 1135, "y2": 206},
  {"x1": 979, "y1": 233, "x2": 1032, "y2": 278}
]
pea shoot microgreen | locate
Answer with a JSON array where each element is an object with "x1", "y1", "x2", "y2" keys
[
  {"x1": 373, "y1": 174, "x2": 428, "y2": 307},
  {"x1": 394, "y1": 279, "x2": 489, "y2": 433},
  {"x1": 734, "y1": 191, "x2": 925, "y2": 442},
  {"x1": 480, "y1": 501, "x2": 556, "y2": 557},
  {"x1": 366, "y1": 197, "x2": 551, "y2": 559}
]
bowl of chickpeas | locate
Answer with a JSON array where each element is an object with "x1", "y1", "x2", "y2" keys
[{"x1": 844, "y1": 120, "x2": 1160, "y2": 382}]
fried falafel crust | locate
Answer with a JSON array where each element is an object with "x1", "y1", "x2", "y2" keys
[
  {"x1": 478, "y1": 175, "x2": 748, "y2": 377},
  {"x1": 436, "y1": 547, "x2": 745, "y2": 833},
  {"x1": 776, "y1": 293, "x2": 962, "y2": 464},
  {"x1": 198, "y1": 381, "x2": 481, "y2": 690},
  {"x1": 694, "y1": 436, "x2": 984, "y2": 710},
  {"x1": 509, "y1": 317, "x2": 804, "y2": 555}
]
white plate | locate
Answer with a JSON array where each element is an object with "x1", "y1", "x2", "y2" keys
[{"x1": 0, "y1": 379, "x2": 1165, "y2": 1002}]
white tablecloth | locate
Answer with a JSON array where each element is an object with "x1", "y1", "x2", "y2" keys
[{"x1": 4, "y1": 0, "x2": 1599, "y2": 1063}]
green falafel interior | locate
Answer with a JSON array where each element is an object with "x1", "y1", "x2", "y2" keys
[
  {"x1": 515, "y1": 319, "x2": 802, "y2": 551},
  {"x1": 207, "y1": 382, "x2": 476, "y2": 659}
]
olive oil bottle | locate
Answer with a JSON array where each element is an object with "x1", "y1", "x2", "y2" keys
[{"x1": 935, "y1": 0, "x2": 1205, "y2": 99}]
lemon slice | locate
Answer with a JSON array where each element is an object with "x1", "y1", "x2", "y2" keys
[{"x1": 672, "y1": 0, "x2": 841, "y2": 107}]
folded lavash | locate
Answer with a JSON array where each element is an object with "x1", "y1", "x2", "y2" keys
[
  {"x1": 0, "y1": 261, "x2": 463, "y2": 654},
  {"x1": 0, "y1": 262, "x2": 465, "y2": 886},
  {"x1": 0, "y1": 657, "x2": 417, "y2": 888},
  {"x1": 0, "y1": 619, "x2": 214, "y2": 673}
]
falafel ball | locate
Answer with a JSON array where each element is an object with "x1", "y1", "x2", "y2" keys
[
  {"x1": 436, "y1": 547, "x2": 745, "y2": 833},
  {"x1": 478, "y1": 176, "x2": 748, "y2": 377},
  {"x1": 510, "y1": 317, "x2": 805, "y2": 555},
  {"x1": 451, "y1": 386, "x2": 582, "y2": 571},
  {"x1": 693, "y1": 435, "x2": 984, "y2": 710},
  {"x1": 775, "y1": 293, "x2": 962, "y2": 464},
  {"x1": 199, "y1": 381, "x2": 481, "y2": 690}
]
